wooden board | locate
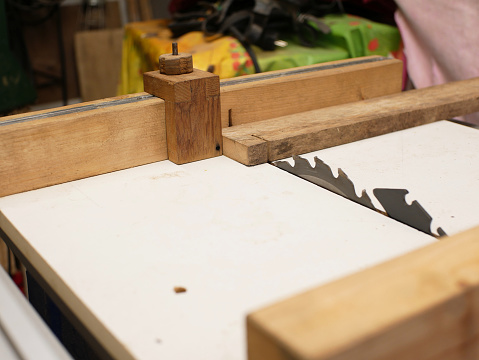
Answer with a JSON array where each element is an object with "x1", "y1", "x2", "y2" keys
[
  {"x1": 247, "y1": 225, "x2": 479, "y2": 360},
  {"x1": 0, "y1": 93, "x2": 166, "y2": 198},
  {"x1": 75, "y1": 29, "x2": 124, "y2": 102},
  {"x1": 0, "y1": 157, "x2": 434, "y2": 360},
  {"x1": 219, "y1": 56, "x2": 402, "y2": 128},
  {"x1": 0, "y1": 57, "x2": 402, "y2": 196},
  {"x1": 223, "y1": 77, "x2": 479, "y2": 165}
]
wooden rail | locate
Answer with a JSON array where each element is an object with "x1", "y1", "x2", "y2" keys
[
  {"x1": 247, "y1": 225, "x2": 479, "y2": 360},
  {"x1": 223, "y1": 77, "x2": 479, "y2": 165},
  {"x1": 0, "y1": 56, "x2": 401, "y2": 197}
]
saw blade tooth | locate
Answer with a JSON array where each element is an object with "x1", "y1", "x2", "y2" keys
[
  {"x1": 273, "y1": 159, "x2": 294, "y2": 171},
  {"x1": 337, "y1": 168, "x2": 353, "y2": 184},
  {"x1": 311, "y1": 157, "x2": 341, "y2": 191},
  {"x1": 313, "y1": 156, "x2": 326, "y2": 168},
  {"x1": 436, "y1": 227, "x2": 447, "y2": 238},
  {"x1": 293, "y1": 155, "x2": 313, "y2": 169},
  {"x1": 359, "y1": 189, "x2": 376, "y2": 210},
  {"x1": 336, "y1": 168, "x2": 355, "y2": 194},
  {"x1": 336, "y1": 168, "x2": 357, "y2": 198},
  {"x1": 312, "y1": 157, "x2": 341, "y2": 187},
  {"x1": 373, "y1": 188, "x2": 439, "y2": 236},
  {"x1": 336, "y1": 168, "x2": 375, "y2": 210},
  {"x1": 313, "y1": 156, "x2": 333, "y2": 176},
  {"x1": 275, "y1": 157, "x2": 445, "y2": 238}
]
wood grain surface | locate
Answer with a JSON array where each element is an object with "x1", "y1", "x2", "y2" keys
[
  {"x1": 159, "y1": 53, "x2": 193, "y2": 75},
  {"x1": 0, "y1": 57, "x2": 402, "y2": 196},
  {"x1": 219, "y1": 56, "x2": 402, "y2": 127},
  {"x1": 247, "y1": 225, "x2": 479, "y2": 360},
  {"x1": 223, "y1": 77, "x2": 479, "y2": 165},
  {"x1": 0, "y1": 93, "x2": 166, "y2": 197},
  {"x1": 144, "y1": 69, "x2": 222, "y2": 164},
  {"x1": 1, "y1": 60, "x2": 473, "y2": 196}
]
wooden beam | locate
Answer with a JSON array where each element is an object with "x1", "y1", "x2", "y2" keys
[
  {"x1": 223, "y1": 77, "x2": 479, "y2": 165},
  {"x1": 219, "y1": 56, "x2": 402, "y2": 128},
  {"x1": 247, "y1": 225, "x2": 479, "y2": 360},
  {"x1": 0, "y1": 57, "x2": 438, "y2": 197},
  {"x1": 0, "y1": 93, "x2": 166, "y2": 198}
]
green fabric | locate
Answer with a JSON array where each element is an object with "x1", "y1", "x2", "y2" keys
[
  {"x1": 254, "y1": 14, "x2": 401, "y2": 73},
  {"x1": 256, "y1": 41, "x2": 349, "y2": 72},
  {"x1": 319, "y1": 14, "x2": 401, "y2": 58}
]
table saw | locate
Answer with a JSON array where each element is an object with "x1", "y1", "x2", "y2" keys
[{"x1": 1, "y1": 54, "x2": 478, "y2": 360}]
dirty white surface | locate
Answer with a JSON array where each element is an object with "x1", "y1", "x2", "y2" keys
[
  {"x1": 0, "y1": 156, "x2": 434, "y2": 360},
  {"x1": 278, "y1": 121, "x2": 479, "y2": 236}
]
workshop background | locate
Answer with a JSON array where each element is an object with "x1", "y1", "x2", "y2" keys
[{"x1": 1, "y1": 0, "x2": 479, "y2": 276}]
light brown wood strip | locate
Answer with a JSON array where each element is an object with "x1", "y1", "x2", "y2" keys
[
  {"x1": 224, "y1": 77, "x2": 479, "y2": 165},
  {"x1": 247, "y1": 226, "x2": 479, "y2": 360},
  {"x1": 0, "y1": 93, "x2": 146, "y2": 124},
  {"x1": 219, "y1": 56, "x2": 402, "y2": 128},
  {"x1": 0, "y1": 61, "x2": 468, "y2": 195},
  {"x1": 0, "y1": 95, "x2": 166, "y2": 197},
  {"x1": 425, "y1": 333, "x2": 479, "y2": 360},
  {"x1": 222, "y1": 134, "x2": 268, "y2": 166}
]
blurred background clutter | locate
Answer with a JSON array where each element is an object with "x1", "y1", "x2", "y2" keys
[{"x1": 0, "y1": 0, "x2": 478, "y2": 122}]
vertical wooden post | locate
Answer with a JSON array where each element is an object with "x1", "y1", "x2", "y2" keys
[{"x1": 143, "y1": 44, "x2": 222, "y2": 164}]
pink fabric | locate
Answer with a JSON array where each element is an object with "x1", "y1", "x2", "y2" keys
[{"x1": 395, "y1": 0, "x2": 479, "y2": 124}]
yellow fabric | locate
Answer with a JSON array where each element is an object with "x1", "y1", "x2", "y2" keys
[{"x1": 118, "y1": 20, "x2": 255, "y2": 95}]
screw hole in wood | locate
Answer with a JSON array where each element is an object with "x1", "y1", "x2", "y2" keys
[{"x1": 174, "y1": 286, "x2": 187, "y2": 294}]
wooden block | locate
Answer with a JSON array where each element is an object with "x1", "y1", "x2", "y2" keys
[
  {"x1": 247, "y1": 225, "x2": 479, "y2": 360},
  {"x1": 222, "y1": 134, "x2": 268, "y2": 166},
  {"x1": 223, "y1": 77, "x2": 479, "y2": 165},
  {"x1": 219, "y1": 56, "x2": 403, "y2": 128},
  {"x1": 0, "y1": 93, "x2": 167, "y2": 198},
  {"x1": 144, "y1": 69, "x2": 222, "y2": 164}
]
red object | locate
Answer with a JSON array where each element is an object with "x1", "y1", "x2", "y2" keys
[
  {"x1": 169, "y1": 0, "x2": 200, "y2": 14},
  {"x1": 318, "y1": 0, "x2": 397, "y2": 25},
  {"x1": 12, "y1": 271, "x2": 25, "y2": 295},
  {"x1": 368, "y1": 38, "x2": 379, "y2": 51}
]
